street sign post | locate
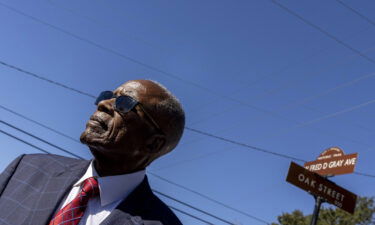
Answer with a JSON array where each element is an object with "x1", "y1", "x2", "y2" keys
[
  {"x1": 286, "y1": 162, "x2": 357, "y2": 214},
  {"x1": 304, "y1": 147, "x2": 358, "y2": 176},
  {"x1": 286, "y1": 147, "x2": 358, "y2": 225}
]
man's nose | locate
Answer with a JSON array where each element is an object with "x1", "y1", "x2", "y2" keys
[{"x1": 97, "y1": 98, "x2": 115, "y2": 115}]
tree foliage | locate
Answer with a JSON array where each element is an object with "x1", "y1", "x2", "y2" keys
[{"x1": 272, "y1": 196, "x2": 375, "y2": 225}]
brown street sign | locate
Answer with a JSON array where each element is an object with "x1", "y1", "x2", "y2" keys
[
  {"x1": 286, "y1": 162, "x2": 357, "y2": 214},
  {"x1": 304, "y1": 147, "x2": 358, "y2": 176}
]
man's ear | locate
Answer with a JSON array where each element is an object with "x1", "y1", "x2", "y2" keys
[{"x1": 146, "y1": 134, "x2": 166, "y2": 153}]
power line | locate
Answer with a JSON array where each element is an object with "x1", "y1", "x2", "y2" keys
[
  {"x1": 300, "y1": 98, "x2": 375, "y2": 125},
  {"x1": 277, "y1": 71, "x2": 375, "y2": 112},
  {"x1": 265, "y1": 97, "x2": 375, "y2": 139},
  {"x1": 154, "y1": 189, "x2": 235, "y2": 225},
  {"x1": 184, "y1": 127, "x2": 305, "y2": 163},
  {"x1": 0, "y1": 104, "x2": 80, "y2": 143},
  {"x1": 354, "y1": 171, "x2": 375, "y2": 178},
  {"x1": 45, "y1": 0, "x2": 164, "y2": 51},
  {"x1": 335, "y1": 0, "x2": 375, "y2": 27},
  {"x1": 149, "y1": 172, "x2": 270, "y2": 224},
  {"x1": 0, "y1": 129, "x2": 232, "y2": 224},
  {"x1": 167, "y1": 205, "x2": 215, "y2": 225},
  {"x1": 0, "y1": 120, "x2": 84, "y2": 159},
  {"x1": 0, "y1": 2, "x2": 209, "y2": 93},
  {"x1": 270, "y1": 0, "x2": 375, "y2": 65},
  {"x1": 0, "y1": 129, "x2": 51, "y2": 154},
  {"x1": 0, "y1": 60, "x2": 95, "y2": 99}
]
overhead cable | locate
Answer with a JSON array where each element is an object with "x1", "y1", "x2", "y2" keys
[
  {"x1": 0, "y1": 2, "x2": 209, "y2": 92},
  {"x1": 0, "y1": 104, "x2": 80, "y2": 143},
  {"x1": 277, "y1": 71, "x2": 375, "y2": 111},
  {"x1": 335, "y1": 0, "x2": 375, "y2": 27},
  {"x1": 270, "y1": 0, "x2": 375, "y2": 65},
  {"x1": 166, "y1": 205, "x2": 215, "y2": 225},
  {"x1": 266, "y1": 97, "x2": 375, "y2": 139},
  {"x1": 0, "y1": 129, "x2": 51, "y2": 154},
  {"x1": 45, "y1": 0, "x2": 163, "y2": 51},
  {"x1": 154, "y1": 190, "x2": 235, "y2": 225},
  {"x1": 0, "y1": 60, "x2": 95, "y2": 98},
  {"x1": 149, "y1": 172, "x2": 270, "y2": 224},
  {"x1": 0, "y1": 120, "x2": 84, "y2": 159},
  {"x1": 184, "y1": 127, "x2": 305, "y2": 163}
]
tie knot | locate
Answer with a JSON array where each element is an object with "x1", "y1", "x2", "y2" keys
[{"x1": 81, "y1": 177, "x2": 99, "y2": 198}]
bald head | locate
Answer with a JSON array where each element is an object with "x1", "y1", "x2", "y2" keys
[{"x1": 119, "y1": 80, "x2": 185, "y2": 155}]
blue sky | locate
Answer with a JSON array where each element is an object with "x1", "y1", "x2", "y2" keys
[{"x1": 1, "y1": 0, "x2": 375, "y2": 224}]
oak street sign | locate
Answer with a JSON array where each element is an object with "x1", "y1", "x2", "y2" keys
[
  {"x1": 286, "y1": 162, "x2": 357, "y2": 214},
  {"x1": 304, "y1": 147, "x2": 358, "y2": 176}
]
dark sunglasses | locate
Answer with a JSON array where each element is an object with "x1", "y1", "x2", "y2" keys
[{"x1": 95, "y1": 91, "x2": 163, "y2": 134}]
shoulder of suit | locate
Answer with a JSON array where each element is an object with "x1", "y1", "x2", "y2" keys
[
  {"x1": 20, "y1": 153, "x2": 89, "y2": 174},
  {"x1": 144, "y1": 191, "x2": 183, "y2": 225},
  {"x1": 23, "y1": 153, "x2": 85, "y2": 163}
]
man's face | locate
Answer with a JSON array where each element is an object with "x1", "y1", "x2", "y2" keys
[{"x1": 80, "y1": 81, "x2": 156, "y2": 157}]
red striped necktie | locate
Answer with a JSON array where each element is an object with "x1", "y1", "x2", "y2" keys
[{"x1": 49, "y1": 177, "x2": 100, "y2": 225}]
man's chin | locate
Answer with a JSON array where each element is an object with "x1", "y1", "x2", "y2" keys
[{"x1": 80, "y1": 130, "x2": 107, "y2": 146}]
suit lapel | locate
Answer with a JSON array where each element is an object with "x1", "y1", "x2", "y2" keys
[
  {"x1": 32, "y1": 158, "x2": 90, "y2": 225},
  {"x1": 100, "y1": 176, "x2": 153, "y2": 225}
]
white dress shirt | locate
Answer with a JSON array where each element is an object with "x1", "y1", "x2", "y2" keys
[{"x1": 57, "y1": 161, "x2": 145, "y2": 225}]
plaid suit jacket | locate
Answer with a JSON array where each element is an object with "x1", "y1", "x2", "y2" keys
[{"x1": 0, "y1": 154, "x2": 182, "y2": 225}]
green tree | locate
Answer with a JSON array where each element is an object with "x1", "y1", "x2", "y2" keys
[{"x1": 271, "y1": 197, "x2": 375, "y2": 225}]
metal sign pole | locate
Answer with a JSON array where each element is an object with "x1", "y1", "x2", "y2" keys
[
  {"x1": 310, "y1": 195, "x2": 323, "y2": 225},
  {"x1": 310, "y1": 175, "x2": 330, "y2": 225}
]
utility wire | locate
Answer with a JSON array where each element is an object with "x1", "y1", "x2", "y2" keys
[
  {"x1": 353, "y1": 171, "x2": 375, "y2": 178},
  {"x1": 335, "y1": 0, "x2": 375, "y2": 27},
  {"x1": 270, "y1": 0, "x2": 375, "y2": 65},
  {"x1": 149, "y1": 172, "x2": 270, "y2": 224},
  {"x1": 0, "y1": 129, "x2": 232, "y2": 224},
  {"x1": 184, "y1": 127, "x2": 305, "y2": 163},
  {"x1": 0, "y1": 120, "x2": 84, "y2": 159},
  {"x1": 45, "y1": 0, "x2": 164, "y2": 51},
  {"x1": 0, "y1": 60, "x2": 95, "y2": 99},
  {"x1": 154, "y1": 190, "x2": 235, "y2": 225},
  {"x1": 0, "y1": 104, "x2": 80, "y2": 143},
  {"x1": 298, "y1": 98, "x2": 375, "y2": 126},
  {"x1": 0, "y1": 129, "x2": 51, "y2": 154},
  {"x1": 167, "y1": 205, "x2": 215, "y2": 225},
  {"x1": 277, "y1": 71, "x2": 375, "y2": 111},
  {"x1": 0, "y1": 2, "x2": 209, "y2": 93},
  {"x1": 266, "y1": 97, "x2": 375, "y2": 139}
]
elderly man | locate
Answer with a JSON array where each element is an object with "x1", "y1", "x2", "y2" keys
[{"x1": 0, "y1": 80, "x2": 185, "y2": 225}]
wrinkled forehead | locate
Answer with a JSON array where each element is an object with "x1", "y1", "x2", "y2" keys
[{"x1": 113, "y1": 81, "x2": 147, "y2": 100}]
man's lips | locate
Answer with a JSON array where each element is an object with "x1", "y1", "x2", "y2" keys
[{"x1": 89, "y1": 114, "x2": 109, "y2": 130}]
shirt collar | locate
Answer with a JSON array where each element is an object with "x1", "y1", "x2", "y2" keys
[{"x1": 74, "y1": 161, "x2": 146, "y2": 207}]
